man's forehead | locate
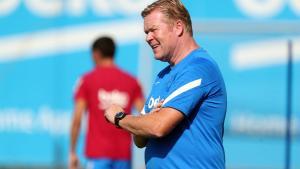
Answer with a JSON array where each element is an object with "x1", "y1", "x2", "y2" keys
[
  {"x1": 144, "y1": 12, "x2": 168, "y2": 28},
  {"x1": 144, "y1": 16, "x2": 159, "y2": 30},
  {"x1": 144, "y1": 21, "x2": 158, "y2": 29}
]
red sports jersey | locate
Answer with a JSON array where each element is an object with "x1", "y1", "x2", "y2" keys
[{"x1": 74, "y1": 65, "x2": 143, "y2": 160}]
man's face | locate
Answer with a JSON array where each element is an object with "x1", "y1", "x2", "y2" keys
[{"x1": 144, "y1": 10, "x2": 177, "y2": 61}]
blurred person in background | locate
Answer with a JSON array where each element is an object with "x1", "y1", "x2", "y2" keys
[
  {"x1": 69, "y1": 36, "x2": 144, "y2": 169},
  {"x1": 104, "y1": 0, "x2": 227, "y2": 169}
]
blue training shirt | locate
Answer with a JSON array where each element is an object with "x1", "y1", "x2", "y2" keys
[{"x1": 144, "y1": 48, "x2": 227, "y2": 169}]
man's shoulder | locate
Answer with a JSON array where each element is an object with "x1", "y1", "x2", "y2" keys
[
  {"x1": 78, "y1": 68, "x2": 102, "y2": 85},
  {"x1": 80, "y1": 69, "x2": 96, "y2": 81},
  {"x1": 83, "y1": 67, "x2": 139, "y2": 83},
  {"x1": 186, "y1": 50, "x2": 220, "y2": 75},
  {"x1": 113, "y1": 67, "x2": 140, "y2": 86},
  {"x1": 117, "y1": 68, "x2": 137, "y2": 79},
  {"x1": 190, "y1": 49, "x2": 215, "y2": 65},
  {"x1": 174, "y1": 50, "x2": 223, "y2": 86}
]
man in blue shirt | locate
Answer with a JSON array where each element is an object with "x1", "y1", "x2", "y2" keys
[{"x1": 104, "y1": 0, "x2": 227, "y2": 168}]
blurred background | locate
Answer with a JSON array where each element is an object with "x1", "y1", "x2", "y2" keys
[{"x1": 0, "y1": 0, "x2": 299, "y2": 169}]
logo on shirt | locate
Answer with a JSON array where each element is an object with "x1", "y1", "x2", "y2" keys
[
  {"x1": 147, "y1": 96, "x2": 161, "y2": 109},
  {"x1": 98, "y1": 89, "x2": 129, "y2": 110}
]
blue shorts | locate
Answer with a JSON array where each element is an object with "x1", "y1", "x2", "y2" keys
[{"x1": 86, "y1": 158, "x2": 131, "y2": 169}]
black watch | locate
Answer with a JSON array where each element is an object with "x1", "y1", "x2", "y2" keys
[{"x1": 114, "y1": 112, "x2": 127, "y2": 128}]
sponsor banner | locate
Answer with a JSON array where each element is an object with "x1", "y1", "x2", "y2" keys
[{"x1": 0, "y1": 0, "x2": 299, "y2": 168}]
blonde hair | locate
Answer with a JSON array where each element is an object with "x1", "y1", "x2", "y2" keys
[{"x1": 141, "y1": 0, "x2": 193, "y2": 36}]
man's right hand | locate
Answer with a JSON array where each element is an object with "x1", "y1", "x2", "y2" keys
[{"x1": 69, "y1": 152, "x2": 79, "y2": 169}]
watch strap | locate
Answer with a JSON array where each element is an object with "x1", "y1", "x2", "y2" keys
[{"x1": 114, "y1": 112, "x2": 127, "y2": 128}]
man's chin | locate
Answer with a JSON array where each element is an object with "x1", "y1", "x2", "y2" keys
[
  {"x1": 154, "y1": 56, "x2": 168, "y2": 62},
  {"x1": 154, "y1": 54, "x2": 161, "y2": 60},
  {"x1": 153, "y1": 53, "x2": 160, "y2": 60}
]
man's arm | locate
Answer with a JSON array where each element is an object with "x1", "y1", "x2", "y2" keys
[
  {"x1": 105, "y1": 105, "x2": 184, "y2": 138},
  {"x1": 133, "y1": 97, "x2": 144, "y2": 114},
  {"x1": 132, "y1": 97, "x2": 148, "y2": 148},
  {"x1": 69, "y1": 99, "x2": 86, "y2": 169}
]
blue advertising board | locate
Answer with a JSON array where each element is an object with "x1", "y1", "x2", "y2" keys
[{"x1": 0, "y1": 0, "x2": 299, "y2": 168}]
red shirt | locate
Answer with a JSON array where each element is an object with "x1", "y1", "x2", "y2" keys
[{"x1": 74, "y1": 65, "x2": 143, "y2": 160}]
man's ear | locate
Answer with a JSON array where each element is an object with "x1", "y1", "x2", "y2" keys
[
  {"x1": 92, "y1": 51, "x2": 97, "y2": 61},
  {"x1": 175, "y1": 20, "x2": 184, "y2": 37},
  {"x1": 92, "y1": 51, "x2": 101, "y2": 64}
]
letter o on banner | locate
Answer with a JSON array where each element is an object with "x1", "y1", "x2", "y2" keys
[
  {"x1": 0, "y1": 0, "x2": 19, "y2": 16},
  {"x1": 234, "y1": 0, "x2": 285, "y2": 19},
  {"x1": 290, "y1": 0, "x2": 300, "y2": 16}
]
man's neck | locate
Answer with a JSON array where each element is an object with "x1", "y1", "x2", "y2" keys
[
  {"x1": 169, "y1": 37, "x2": 199, "y2": 66},
  {"x1": 96, "y1": 58, "x2": 114, "y2": 67}
]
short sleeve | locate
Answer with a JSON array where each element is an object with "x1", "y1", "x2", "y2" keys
[
  {"x1": 163, "y1": 61, "x2": 214, "y2": 117},
  {"x1": 73, "y1": 77, "x2": 87, "y2": 101},
  {"x1": 132, "y1": 79, "x2": 144, "y2": 101}
]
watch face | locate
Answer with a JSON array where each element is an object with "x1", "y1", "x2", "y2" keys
[
  {"x1": 116, "y1": 112, "x2": 125, "y2": 118},
  {"x1": 115, "y1": 112, "x2": 126, "y2": 128}
]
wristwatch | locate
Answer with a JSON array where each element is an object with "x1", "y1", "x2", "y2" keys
[{"x1": 114, "y1": 112, "x2": 127, "y2": 128}]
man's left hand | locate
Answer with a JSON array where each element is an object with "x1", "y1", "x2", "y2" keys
[{"x1": 104, "y1": 104, "x2": 124, "y2": 124}]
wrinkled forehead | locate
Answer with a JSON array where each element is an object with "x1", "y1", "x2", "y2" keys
[{"x1": 143, "y1": 10, "x2": 172, "y2": 30}]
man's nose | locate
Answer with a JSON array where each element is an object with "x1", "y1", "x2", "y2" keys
[{"x1": 146, "y1": 32, "x2": 153, "y2": 43}]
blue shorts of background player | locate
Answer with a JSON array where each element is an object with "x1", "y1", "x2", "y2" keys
[{"x1": 86, "y1": 158, "x2": 131, "y2": 169}]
